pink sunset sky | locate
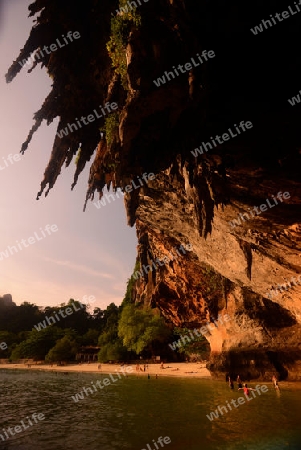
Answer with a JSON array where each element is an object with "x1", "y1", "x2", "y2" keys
[{"x1": 0, "y1": 0, "x2": 137, "y2": 309}]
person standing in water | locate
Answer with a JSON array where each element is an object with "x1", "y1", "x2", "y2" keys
[
  {"x1": 228, "y1": 376, "x2": 234, "y2": 389},
  {"x1": 272, "y1": 375, "x2": 279, "y2": 390}
]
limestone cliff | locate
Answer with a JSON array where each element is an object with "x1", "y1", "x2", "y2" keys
[
  {"x1": 6, "y1": 0, "x2": 301, "y2": 379},
  {"x1": 130, "y1": 157, "x2": 301, "y2": 381}
]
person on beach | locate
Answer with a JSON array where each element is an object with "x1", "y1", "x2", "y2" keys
[
  {"x1": 272, "y1": 375, "x2": 279, "y2": 390},
  {"x1": 237, "y1": 375, "x2": 243, "y2": 389},
  {"x1": 228, "y1": 376, "x2": 234, "y2": 389},
  {"x1": 238, "y1": 383, "x2": 255, "y2": 396}
]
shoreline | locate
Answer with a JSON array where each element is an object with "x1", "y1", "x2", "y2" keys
[
  {"x1": 2, "y1": 363, "x2": 300, "y2": 386},
  {"x1": 0, "y1": 362, "x2": 211, "y2": 378}
]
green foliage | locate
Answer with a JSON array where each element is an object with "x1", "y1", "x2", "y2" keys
[
  {"x1": 81, "y1": 328, "x2": 99, "y2": 346},
  {"x1": 10, "y1": 327, "x2": 63, "y2": 361},
  {"x1": 102, "y1": 303, "x2": 119, "y2": 329},
  {"x1": 45, "y1": 335, "x2": 78, "y2": 363},
  {"x1": 118, "y1": 304, "x2": 171, "y2": 355},
  {"x1": 10, "y1": 341, "x2": 29, "y2": 361},
  {"x1": 97, "y1": 303, "x2": 129, "y2": 362},
  {"x1": 42, "y1": 299, "x2": 91, "y2": 335},
  {"x1": 0, "y1": 298, "x2": 124, "y2": 360},
  {"x1": 134, "y1": 259, "x2": 140, "y2": 272},
  {"x1": 98, "y1": 329, "x2": 116, "y2": 347},
  {"x1": 106, "y1": 3, "x2": 141, "y2": 88},
  {"x1": 122, "y1": 259, "x2": 140, "y2": 306},
  {"x1": 0, "y1": 331, "x2": 19, "y2": 358},
  {"x1": 98, "y1": 340, "x2": 128, "y2": 362},
  {"x1": 202, "y1": 266, "x2": 222, "y2": 298},
  {"x1": 0, "y1": 294, "x2": 177, "y2": 363},
  {"x1": 0, "y1": 301, "x2": 43, "y2": 333},
  {"x1": 100, "y1": 113, "x2": 120, "y2": 147}
]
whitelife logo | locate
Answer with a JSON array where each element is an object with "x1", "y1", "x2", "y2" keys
[
  {"x1": 141, "y1": 436, "x2": 171, "y2": 450},
  {"x1": 0, "y1": 224, "x2": 58, "y2": 261},
  {"x1": 265, "y1": 274, "x2": 301, "y2": 299},
  {"x1": 93, "y1": 173, "x2": 155, "y2": 209},
  {"x1": 206, "y1": 385, "x2": 268, "y2": 421},
  {"x1": 56, "y1": 102, "x2": 118, "y2": 139},
  {"x1": 33, "y1": 296, "x2": 95, "y2": 331},
  {"x1": 116, "y1": 0, "x2": 150, "y2": 15},
  {"x1": 168, "y1": 313, "x2": 231, "y2": 351},
  {"x1": 191, "y1": 121, "x2": 253, "y2": 157},
  {"x1": 133, "y1": 244, "x2": 193, "y2": 280},
  {"x1": 0, "y1": 153, "x2": 22, "y2": 171},
  {"x1": 71, "y1": 366, "x2": 133, "y2": 402},
  {"x1": 250, "y1": 2, "x2": 301, "y2": 35},
  {"x1": 229, "y1": 192, "x2": 290, "y2": 228},
  {"x1": 288, "y1": 89, "x2": 301, "y2": 106},
  {"x1": 153, "y1": 50, "x2": 215, "y2": 87},
  {"x1": 18, "y1": 31, "x2": 81, "y2": 67},
  {"x1": 0, "y1": 342, "x2": 8, "y2": 351},
  {"x1": 0, "y1": 412, "x2": 45, "y2": 443}
]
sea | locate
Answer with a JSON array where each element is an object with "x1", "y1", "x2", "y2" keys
[{"x1": 0, "y1": 369, "x2": 300, "y2": 450}]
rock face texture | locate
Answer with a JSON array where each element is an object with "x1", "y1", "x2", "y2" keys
[
  {"x1": 130, "y1": 158, "x2": 301, "y2": 380},
  {"x1": 7, "y1": 0, "x2": 301, "y2": 379}
]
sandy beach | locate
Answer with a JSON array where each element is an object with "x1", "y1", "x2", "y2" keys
[{"x1": 0, "y1": 361, "x2": 211, "y2": 378}]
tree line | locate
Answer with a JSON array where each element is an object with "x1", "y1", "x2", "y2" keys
[{"x1": 0, "y1": 276, "x2": 209, "y2": 363}]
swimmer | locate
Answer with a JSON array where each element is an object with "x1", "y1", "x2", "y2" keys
[{"x1": 238, "y1": 383, "x2": 255, "y2": 396}]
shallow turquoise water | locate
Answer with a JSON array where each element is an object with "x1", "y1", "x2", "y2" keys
[{"x1": 0, "y1": 369, "x2": 300, "y2": 450}]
